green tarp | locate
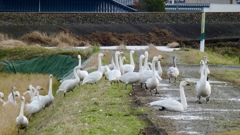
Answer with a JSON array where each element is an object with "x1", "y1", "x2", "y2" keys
[{"x1": 3, "y1": 55, "x2": 82, "y2": 81}]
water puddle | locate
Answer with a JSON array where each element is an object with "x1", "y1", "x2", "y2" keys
[
  {"x1": 183, "y1": 78, "x2": 228, "y2": 84},
  {"x1": 158, "y1": 115, "x2": 214, "y2": 121}
]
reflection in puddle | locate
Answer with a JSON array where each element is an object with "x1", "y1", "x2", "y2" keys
[
  {"x1": 158, "y1": 115, "x2": 214, "y2": 120},
  {"x1": 178, "y1": 131, "x2": 204, "y2": 135}
]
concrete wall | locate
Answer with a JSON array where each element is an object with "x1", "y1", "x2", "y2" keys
[{"x1": 0, "y1": 12, "x2": 239, "y2": 26}]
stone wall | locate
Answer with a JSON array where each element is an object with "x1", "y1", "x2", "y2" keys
[{"x1": 0, "y1": 12, "x2": 239, "y2": 25}]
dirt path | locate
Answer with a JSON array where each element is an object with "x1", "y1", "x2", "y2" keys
[{"x1": 133, "y1": 51, "x2": 240, "y2": 135}]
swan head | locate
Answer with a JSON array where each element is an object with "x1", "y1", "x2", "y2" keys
[
  {"x1": 98, "y1": 53, "x2": 105, "y2": 57},
  {"x1": 78, "y1": 55, "x2": 81, "y2": 59},
  {"x1": 180, "y1": 81, "x2": 190, "y2": 87},
  {"x1": 200, "y1": 60, "x2": 204, "y2": 65},
  {"x1": 36, "y1": 86, "x2": 44, "y2": 91},
  {"x1": 14, "y1": 91, "x2": 21, "y2": 98},
  {"x1": 49, "y1": 74, "x2": 53, "y2": 79},
  {"x1": 140, "y1": 54, "x2": 145, "y2": 60},
  {"x1": 20, "y1": 96, "x2": 25, "y2": 101},
  {"x1": 130, "y1": 50, "x2": 135, "y2": 54},
  {"x1": 157, "y1": 55, "x2": 164, "y2": 60}
]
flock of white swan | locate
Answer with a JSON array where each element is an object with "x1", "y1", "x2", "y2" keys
[{"x1": 0, "y1": 50, "x2": 211, "y2": 133}]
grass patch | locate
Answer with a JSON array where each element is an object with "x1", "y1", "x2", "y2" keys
[
  {"x1": 24, "y1": 78, "x2": 147, "y2": 135},
  {"x1": 176, "y1": 49, "x2": 239, "y2": 65},
  {"x1": 211, "y1": 70, "x2": 240, "y2": 88}
]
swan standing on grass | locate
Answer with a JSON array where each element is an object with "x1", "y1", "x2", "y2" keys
[
  {"x1": 143, "y1": 51, "x2": 150, "y2": 70},
  {"x1": 16, "y1": 96, "x2": 28, "y2": 133},
  {"x1": 145, "y1": 56, "x2": 161, "y2": 95},
  {"x1": 82, "y1": 53, "x2": 105, "y2": 85},
  {"x1": 107, "y1": 54, "x2": 115, "y2": 70},
  {"x1": 3, "y1": 86, "x2": 18, "y2": 106},
  {"x1": 199, "y1": 56, "x2": 210, "y2": 80},
  {"x1": 108, "y1": 51, "x2": 122, "y2": 84},
  {"x1": 148, "y1": 81, "x2": 190, "y2": 112},
  {"x1": 57, "y1": 66, "x2": 81, "y2": 97},
  {"x1": 167, "y1": 56, "x2": 179, "y2": 83},
  {"x1": 119, "y1": 54, "x2": 145, "y2": 89},
  {"x1": 196, "y1": 57, "x2": 211, "y2": 104},
  {"x1": 122, "y1": 50, "x2": 135, "y2": 73},
  {"x1": 77, "y1": 54, "x2": 89, "y2": 83},
  {"x1": 25, "y1": 86, "x2": 44, "y2": 115},
  {"x1": 41, "y1": 74, "x2": 54, "y2": 107}
]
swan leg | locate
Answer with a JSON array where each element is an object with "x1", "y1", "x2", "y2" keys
[
  {"x1": 198, "y1": 96, "x2": 202, "y2": 104},
  {"x1": 125, "y1": 84, "x2": 128, "y2": 90},
  {"x1": 206, "y1": 97, "x2": 210, "y2": 103},
  {"x1": 64, "y1": 93, "x2": 66, "y2": 97},
  {"x1": 169, "y1": 77, "x2": 171, "y2": 83},
  {"x1": 155, "y1": 89, "x2": 159, "y2": 95}
]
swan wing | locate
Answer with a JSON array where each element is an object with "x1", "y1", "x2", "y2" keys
[
  {"x1": 149, "y1": 99, "x2": 184, "y2": 112},
  {"x1": 82, "y1": 71, "x2": 102, "y2": 84}
]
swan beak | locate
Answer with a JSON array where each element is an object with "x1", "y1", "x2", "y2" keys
[
  {"x1": 1, "y1": 97, "x2": 4, "y2": 100},
  {"x1": 186, "y1": 82, "x2": 190, "y2": 86},
  {"x1": 40, "y1": 88, "x2": 44, "y2": 90}
]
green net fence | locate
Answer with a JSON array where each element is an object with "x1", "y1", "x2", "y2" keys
[{"x1": 3, "y1": 55, "x2": 83, "y2": 82}]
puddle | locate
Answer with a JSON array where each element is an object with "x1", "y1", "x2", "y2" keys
[
  {"x1": 178, "y1": 131, "x2": 204, "y2": 135},
  {"x1": 158, "y1": 115, "x2": 214, "y2": 121}
]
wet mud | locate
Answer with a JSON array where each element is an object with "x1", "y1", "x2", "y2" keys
[{"x1": 132, "y1": 52, "x2": 240, "y2": 135}]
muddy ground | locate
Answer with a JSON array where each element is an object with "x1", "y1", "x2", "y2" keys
[{"x1": 131, "y1": 50, "x2": 240, "y2": 135}]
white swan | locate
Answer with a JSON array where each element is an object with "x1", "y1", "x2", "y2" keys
[
  {"x1": 119, "y1": 54, "x2": 145, "y2": 89},
  {"x1": 122, "y1": 50, "x2": 135, "y2": 73},
  {"x1": 25, "y1": 86, "x2": 44, "y2": 115},
  {"x1": 41, "y1": 74, "x2": 54, "y2": 107},
  {"x1": 140, "y1": 55, "x2": 163, "y2": 88},
  {"x1": 119, "y1": 55, "x2": 127, "y2": 75},
  {"x1": 167, "y1": 56, "x2": 179, "y2": 83},
  {"x1": 148, "y1": 81, "x2": 190, "y2": 112},
  {"x1": 108, "y1": 51, "x2": 122, "y2": 84},
  {"x1": 76, "y1": 54, "x2": 89, "y2": 82},
  {"x1": 56, "y1": 66, "x2": 81, "y2": 97},
  {"x1": 16, "y1": 96, "x2": 29, "y2": 133},
  {"x1": 3, "y1": 86, "x2": 18, "y2": 106},
  {"x1": 82, "y1": 53, "x2": 105, "y2": 85},
  {"x1": 145, "y1": 56, "x2": 160, "y2": 95},
  {"x1": 196, "y1": 56, "x2": 211, "y2": 104}
]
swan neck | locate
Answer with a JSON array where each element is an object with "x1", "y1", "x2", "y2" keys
[
  {"x1": 98, "y1": 55, "x2": 103, "y2": 72},
  {"x1": 11, "y1": 88, "x2": 16, "y2": 103},
  {"x1": 78, "y1": 57, "x2": 82, "y2": 67},
  {"x1": 173, "y1": 58, "x2": 177, "y2": 67},
  {"x1": 157, "y1": 61, "x2": 161, "y2": 70},
  {"x1": 139, "y1": 57, "x2": 143, "y2": 73},
  {"x1": 115, "y1": 53, "x2": 120, "y2": 70},
  {"x1": 48, "y1": 77, "x2": 52, "y2": 96},
  {"x1": 130, "y1": 51, "x2": 135, "y2": 67},
  {"x1": 204, "y1": 64, "x2": 208, "y2": 81},
  {"x1": 19, "y1": 99, "x2": 25, "y2": 116},
  {"x1": 180, "y1": 85, "x2": 187, "y2": 110},
  {"x1": 74, "y1": 67, "x2": 80, "y2": 82},
  {"x1": 144, "y1": 53, "x2": 148, "y2": 70},
  {"x1": 152, "y1": 60, "x2": 156, "y2": 79}
]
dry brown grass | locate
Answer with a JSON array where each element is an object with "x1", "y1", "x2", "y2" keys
[
  {"x1": 0, "y1": 73, "x2": 57, "y2": 134},
  {"x1": 146, "y1": 43, "x2": 169, "y2": 65},
  {"x1": 0, "y1": 33, "x2": 10, "y2": 41}
]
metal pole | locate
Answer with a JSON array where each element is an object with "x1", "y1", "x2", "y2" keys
[{"x1": 200, "y1": 12, "x2": 206, "y2": 52}]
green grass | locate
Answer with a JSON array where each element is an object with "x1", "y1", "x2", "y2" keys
[
  {"x1": 176, "y1": 49, "x2": 240, "y2": 65},
  {"x1": 211, "y1": 70, "x2": 240, "y2": 88},
  {"x1": 24, "y1": 79, "x2": 147, "y2": 135}
]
